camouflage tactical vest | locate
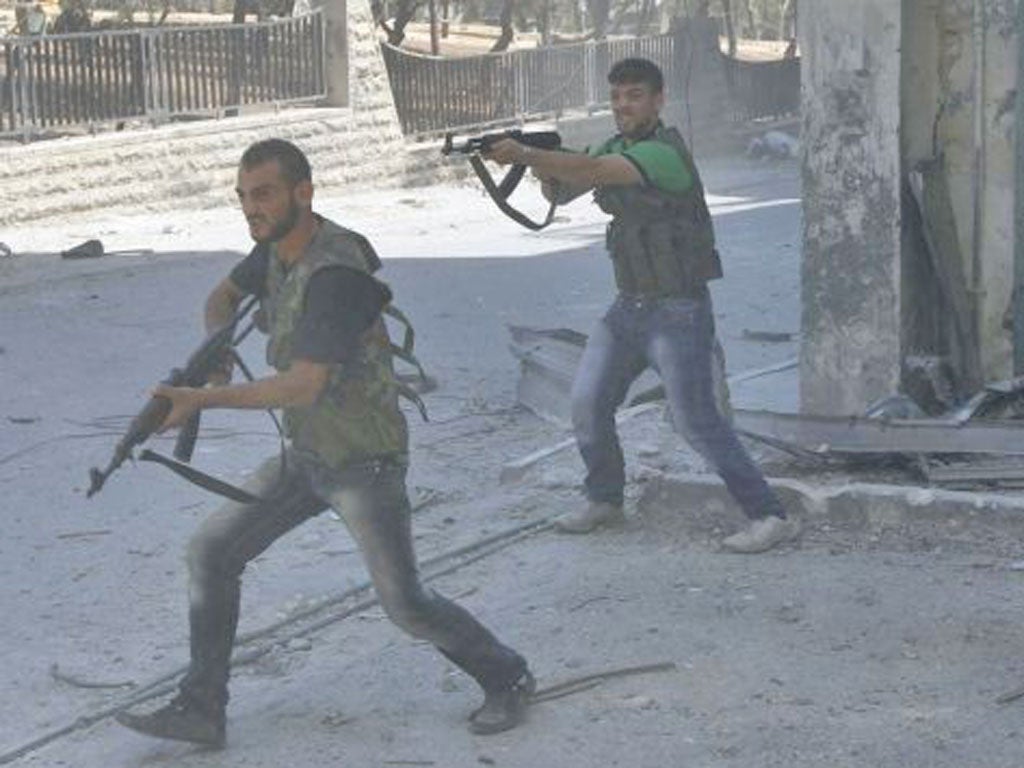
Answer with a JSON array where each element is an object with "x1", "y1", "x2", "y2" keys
[
  {"x1": 594, "y1": 124, "x2": 722, "y2": 297},
  {"x1": 260, "y1": 219, "x2": 408, "y2": 471}
]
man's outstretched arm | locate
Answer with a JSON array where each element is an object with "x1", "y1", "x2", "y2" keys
[{"x1": 486, "y1": 138, "x2": 643, "y2": 194}]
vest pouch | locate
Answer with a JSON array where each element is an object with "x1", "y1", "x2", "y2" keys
[
  {"x1": 644, "y1": 222, "x2": 696, "y2": 296},
  {"x1": 611, "y1": 214, "x2": 709, "y2": 297},
  {"x1": 607, "y1": 220, "x2": 655, "y2": 294}
]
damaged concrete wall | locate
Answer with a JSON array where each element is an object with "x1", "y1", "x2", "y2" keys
[
  {"x1": 803, "y1": 0, "x2": 1019, "y2": 414},
  {"x1": 902, "y1": 0, "x2": 1017, "y2": 381},
  {"x1": 799, "y1": 2, "x2": 903, "y2": 415}
]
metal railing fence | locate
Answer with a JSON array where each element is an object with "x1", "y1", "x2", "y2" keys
[
  {"x1": 1, "y1": 12, "x2": 325, "y2": 140},
  {"x1": 382, "y1": 34, "x2": 684, "y2": 135},
  {"x1": 382, "y1": 33, "x2": 798, "y2": 137},
  {"x1": 720, "y1": 54, "x2": 800, "y2": 122}
]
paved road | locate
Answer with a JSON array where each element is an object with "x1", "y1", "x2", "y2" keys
[{"x1": 9, "y1": 156, "x2": 964, "y2": 768}]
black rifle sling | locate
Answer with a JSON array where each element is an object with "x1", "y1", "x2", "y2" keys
[
  {"x1": 383, "y1": 304, "x2": 429, "y2": 422},
  {"x1": 138, "y1": 350, "x2": 284, "y2": 505},
  {"x1": 138, "y1": 449, "x2": 261, "y2": 504},
  {"x1": 469, "y1": 154, "x2": 557, "y2": 231}
]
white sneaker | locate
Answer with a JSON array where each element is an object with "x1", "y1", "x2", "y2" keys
[
  {"x1": 554, "y1": 502, "x2": 625, "y2": 534},
  {"x1": 721, "y1": 515, "x2": 799, "y2": 554}
]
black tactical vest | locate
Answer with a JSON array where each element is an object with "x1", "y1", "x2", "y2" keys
[{"x1": 593, "y1": 124, "x2": 722, "y2": 297}]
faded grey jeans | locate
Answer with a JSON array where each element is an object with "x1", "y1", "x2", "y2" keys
[
  {"x1": 571, "y1": 291, "x2": 786, "y2": 519},
  {"x1": 179, "y1": 451, "x2": 526, "y2": 711}
]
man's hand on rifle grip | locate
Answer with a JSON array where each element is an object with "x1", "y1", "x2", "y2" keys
[
  {"x1": 152, "y1": 384, "x2": 204, "y2": 433},
  {"x1": 484, "y1": 138, "x2": 531, "y2": 166},
  {"x1": 206, "y1": 354, "x2": 234, "y2": 387}
]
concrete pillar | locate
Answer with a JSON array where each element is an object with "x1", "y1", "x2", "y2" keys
[
  {"x1": 322, "y1": 0, "x2": 350, "y2": 107},
  {"x1": 798, "y1": 1, "x2": 903, "y2": 415}
]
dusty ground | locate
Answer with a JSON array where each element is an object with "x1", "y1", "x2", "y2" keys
[{"x1": 2, "y1": 155, "x2": 1023, "y2": 768}]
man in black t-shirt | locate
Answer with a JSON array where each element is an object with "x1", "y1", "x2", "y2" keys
[{"x1": 114, "y1": 139, "x2": 534, "y2": 749}]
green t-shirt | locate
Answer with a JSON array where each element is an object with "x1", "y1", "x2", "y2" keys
[{"x1": 589, "y1": 135, "x2": 694, "y2": 195}]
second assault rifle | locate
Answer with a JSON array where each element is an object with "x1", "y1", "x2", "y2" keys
[
  {"x1": 442, "y1": 129, "x2": 562, "y2": 231},
  {"x1": 86, "y1": 295, "x2": 262, "y2": 503}
]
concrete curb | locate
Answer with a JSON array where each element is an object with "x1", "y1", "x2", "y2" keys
[{"x1": 639, "y1": 471, "x2": 1024, "y2": 542}]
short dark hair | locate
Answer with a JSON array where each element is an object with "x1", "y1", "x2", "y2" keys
[
  {"x1": 240, "y1": 138, "x2": 312, "y2": 186},
  {"x1": 608, "y1": 58, "x2": 664, "y2": 94}
]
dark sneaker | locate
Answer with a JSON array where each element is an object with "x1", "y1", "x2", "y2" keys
[
  {"x1": 115, "y1": 697, "x2": 226, "y2": 748},
  {"x1": 468, "y1": 670, "x2": 536, "y2": 735}
]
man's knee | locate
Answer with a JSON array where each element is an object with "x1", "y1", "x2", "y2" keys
[
  {"x1": 186, "y1": 529, "x2": 242, "y2": 582},
  {"x1": 377, "y1": 584, "x2": 436, "y2": 637},
  {"x1": 570, "y1": 385, "x2": 606, "y2": 439}
]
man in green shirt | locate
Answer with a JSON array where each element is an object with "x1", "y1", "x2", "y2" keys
[{"x1": 486, "y1": 58, "x2": 797, "y2": 553}]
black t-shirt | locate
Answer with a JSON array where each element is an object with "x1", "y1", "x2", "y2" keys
[{"x1": 229, "y1": 246, "x2": 392, "y2": 364}]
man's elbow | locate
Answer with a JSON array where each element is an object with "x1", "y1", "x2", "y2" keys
[
  {"x1": 293, "y1": 378, "x2": 327, "y2": 407},
  {"x1": 206, "y1": 280, "x2": 244, "y2": 327},
  {"x1": 292, "y1": 386, "x2": 320, "y2": 408},
  {"x1": 288, "y1": 363, "x2": 329, "y2": 407}
]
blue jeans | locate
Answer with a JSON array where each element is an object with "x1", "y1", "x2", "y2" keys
[
  {"x1": 179, "y1": 451, "x2": 526, "y2": 711},
  {"x1": 571, "y1": 292, "x2": 785, "y2": 519}
]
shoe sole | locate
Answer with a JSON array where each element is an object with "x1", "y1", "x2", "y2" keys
[
  {"x1": 553, "y1": 515, "x2": 626, "y2": 534},
  {"x1": 114, "y1": 711, "x2": 225, "y2": 749},
  {"x1": 468, "y1": 673, "x2": 536, "y2": 736},
  {"x1": 721, "y1": 522, "x2": 800, "y2": 554}
]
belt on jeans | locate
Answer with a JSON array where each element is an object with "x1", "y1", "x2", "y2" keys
[
  {"x1": 618, "y1": 289, "x2": 705, "y2": 307},
  {"x1": 331, "y1": 455, "x2": 409, "y2": 482}
]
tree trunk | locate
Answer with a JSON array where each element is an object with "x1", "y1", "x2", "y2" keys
[
  {"x1": 721, "y1": 0, "x2": 736, "y2": 56},
  {"x1": 388, "y1": 0, "x2": 420, "y2": 46},
  {"x1": 636, "y1": 0, "x2": 656, "y2": 36},
  {"x1": 538, "y1": 0, "x2": 552, "y2": 45},
  {"x1": 589, "y1": 0, "x2": 610, "y2": 40},
  {"x1": 490, "y1": 0, "x2": 515, "y2": 52},
  {"x1": 428, "y1": 0, "x2": 440, "y2": 54},
  {"x1": 779, "y1": 0, "x2": 797, "y2": 40},
  {"x1": 740, "y1": 0, "x2": 754, "y2": 39}
]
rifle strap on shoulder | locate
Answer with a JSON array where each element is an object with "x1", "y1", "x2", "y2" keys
[
  {"x1": 384, "y1": 305, "x2": 417, "y2": 359},
  {"x1": 469, "y1": 154, "x2": 558, "y2": 231}
]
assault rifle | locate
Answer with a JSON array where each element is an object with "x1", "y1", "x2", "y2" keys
[
  {"x1": 440, "y1": 129, "x2": 562, "y2": 157},
  {"x1": 86, "y1": 295, "x2": 259, "y2": 499},
  {"x1": 441, "y1": 129, "x2": 562, "y2": 231}
]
